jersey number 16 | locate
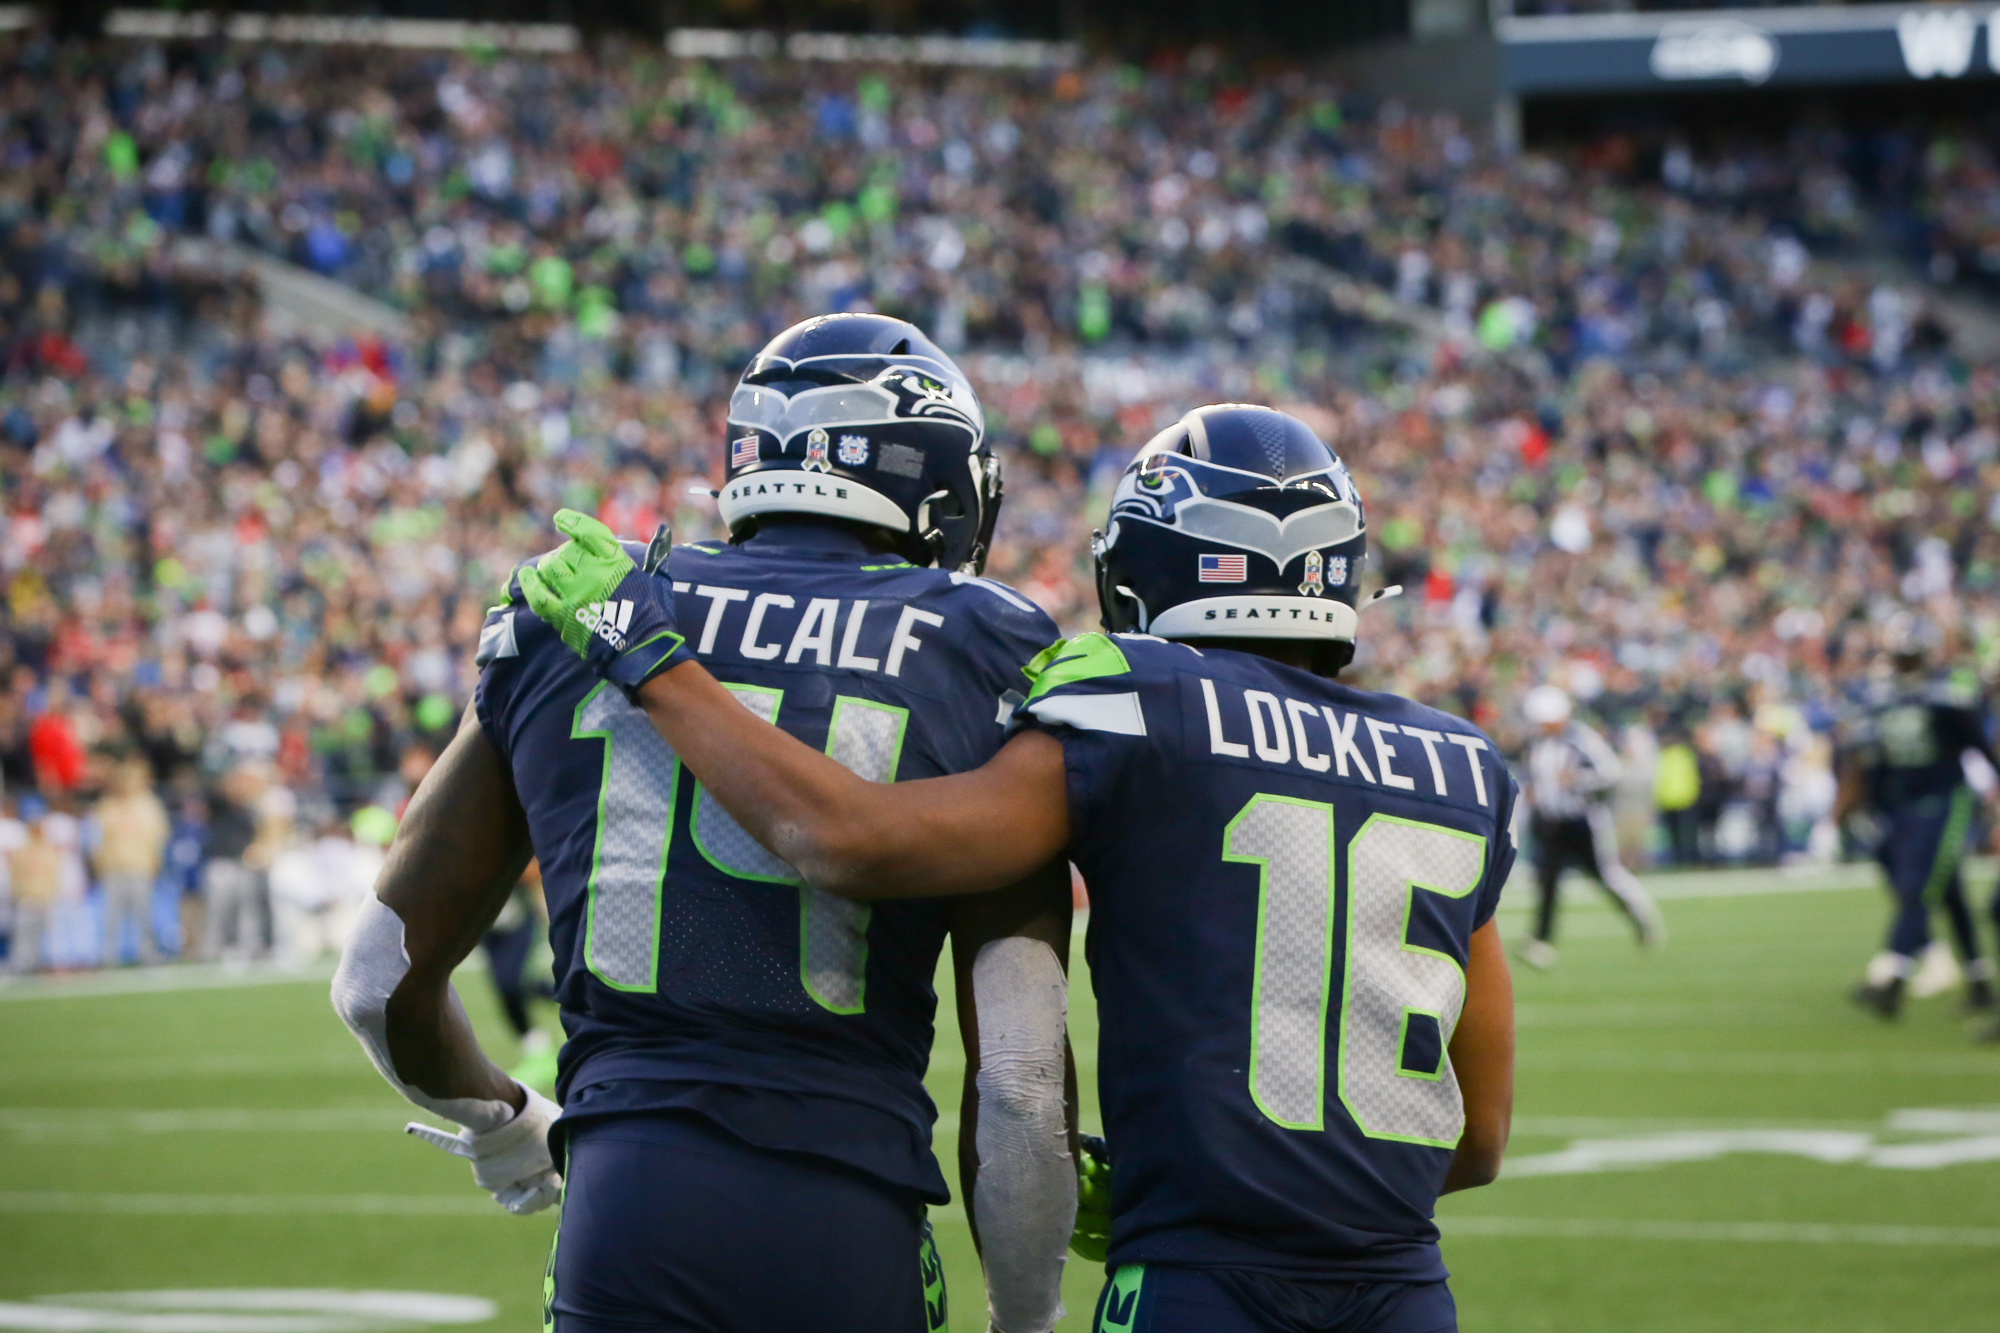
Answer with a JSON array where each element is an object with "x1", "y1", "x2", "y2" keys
[{"x1": 1225, "y1": 795, "x2": 1486, "y2": 1148}]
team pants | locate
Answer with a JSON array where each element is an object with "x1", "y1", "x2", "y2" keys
[
  {"x1": 1093, "y1": 1265, "x2": 1456, "y2": 1333},
  {"x1": 483, "y1": 918, "x2": 538, "y2": 1039},
  {"x1": 100, "y1": 872, "x2": 158, "y2": 966},
  {"x1": 1530, "y1": 810, "x2": 1656, "y2": 944},
  {"x1": 1880, "y1": 790, "x2": 1975, "y2": 962},
  {"x1": 549, "y1": 1112, "x2": 946, "y2": 1333}
]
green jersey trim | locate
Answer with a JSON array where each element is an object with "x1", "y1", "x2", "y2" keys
[{"x1": 1024, "y1": 632, "x2": 1131, "y2": 701}]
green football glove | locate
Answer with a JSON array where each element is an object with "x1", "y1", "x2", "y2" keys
[
  {"x1": 1069, "y1": 1133, "x2": 1111, "y2": 1262},
  {"x1": 516, "y1": 508, "x2": 692, "y2": 699}
]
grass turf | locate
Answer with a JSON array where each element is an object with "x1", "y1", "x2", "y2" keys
[{"x1": 3, "y1": 862, "x2": 1999, "y2": 1331}]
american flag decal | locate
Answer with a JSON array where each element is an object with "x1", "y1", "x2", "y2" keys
[
  {"x1": 1199, "y1": 553, "x2": 1247, "y2": 583},
  {"x1": 731, "y1": 434, "x2": 760, "y2": 468}
]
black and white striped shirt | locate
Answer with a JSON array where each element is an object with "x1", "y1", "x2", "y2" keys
[{"x1": 1526, "y1": 721, "x2": 1623, "y2": 820}]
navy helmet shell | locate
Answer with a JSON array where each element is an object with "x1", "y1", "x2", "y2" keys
[
  {"x1": 720, "y1": 313, "x2": 1000, "y2": 573},
  {"x1": 1094, "y1": 404, "x2": 1368, "y2": 643}
]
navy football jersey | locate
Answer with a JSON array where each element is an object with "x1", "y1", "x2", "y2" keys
[
  {"x1": 474, "y1": 522, "x2": 1055, "y2": 1200},
  {"x1": 1015, "y1": 633, "x2": 1517, "y2": 1281},
  {"x1": 1844, "y1": 675, "x2": 1997, "y2": 810}
]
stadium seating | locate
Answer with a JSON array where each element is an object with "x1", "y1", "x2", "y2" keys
[{"x1": 3, "y1": 29, "x2": 1996, "y2": 927}]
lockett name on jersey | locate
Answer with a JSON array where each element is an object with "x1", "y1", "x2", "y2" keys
[{"x1": 1197, "y1": 677, "x2": 1494, "y2": 805}]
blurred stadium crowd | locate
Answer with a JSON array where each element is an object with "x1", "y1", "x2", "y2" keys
[{"x1": 4, "y1": 30, "x2": 1999, "y2": 967}]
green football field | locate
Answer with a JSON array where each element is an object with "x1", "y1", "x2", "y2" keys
[{"x1": 6, "y1": 862, "x2": 2000, "y2": 1333}]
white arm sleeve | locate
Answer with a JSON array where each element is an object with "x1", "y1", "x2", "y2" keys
[
  {"x1": 971, "y1": 936, "x2": 1075, "y2": 1333},
  {"x1": 330, "y1": 894, "x2": 516, "y2": 1133}
]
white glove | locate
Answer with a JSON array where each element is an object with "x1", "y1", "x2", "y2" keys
[{"x1": 407, "y1": 1084, "x2": 563, "y2": 1215}]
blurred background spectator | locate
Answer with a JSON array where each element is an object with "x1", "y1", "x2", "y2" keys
[
  {"x1": 91, "y1": 756, "x2": 168, "y2": 965},
  {"x1": 4, "y1": 24, "x2": 2000, "y2": 969}
]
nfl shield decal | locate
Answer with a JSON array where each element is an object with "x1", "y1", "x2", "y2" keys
[
  {"x1": 803, "y1": 427, "x2": 832, "y2": 473},
  {"x1": 1299, "y1": 550, "x2": 1325, "y2": 597},
  {"x1": 837, "y1": 434, "x2": 870, "y2": 467}
]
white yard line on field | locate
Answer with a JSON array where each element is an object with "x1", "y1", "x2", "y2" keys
[
  {"x1": 1440, "y1": 1215, "x2": 2000, "y2": 1247},
  {"x1": 0, "y1": 1108, "x2": 405, "y2": 1140},
  {"x1": 0, "y1": 962, "x2": 340, "y2": 1003},
  {"x1": 10, "y1": 1051, "x2": 361, "y2": 1085},
  {"x1": 1518, "y1": 1049, "x2": 2000, "y2": 1076},
  {"x1": 0, "y1": 955, "x2": 499, "y2": 1003},
  {"x1": 0, "y1": 1192, "x2": 500, "y2": 1217},
  {"x1": 1508, "y1": 1114, "x2": 1884, "y2": 1136},
  {"x1": 1496, "y1": 860, "x2": 1889, "y2": 912}
]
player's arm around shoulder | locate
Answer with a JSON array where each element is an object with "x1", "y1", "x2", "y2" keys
[
  {"x1": 630, "y1": 650, "x2": 1070, "y2": 898},
  {"x1": 509, "y1": 508, "x2": 1070, "y2": 897}
]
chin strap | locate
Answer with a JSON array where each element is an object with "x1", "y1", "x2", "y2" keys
[{"x1": 1363, "y1": 584, "x2": 1404, "y2": 609}]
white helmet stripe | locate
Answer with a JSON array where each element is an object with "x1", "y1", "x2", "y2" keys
[
  {"x1": 728, "y1": 380, "x2": 981, "y2": 446},
  {"x1": 1118, "y1": 501, "x2": 1362, "y2": 574}
]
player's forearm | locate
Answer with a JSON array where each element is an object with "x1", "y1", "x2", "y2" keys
[
  {"x1": 382, "y1": 975, "x2": 525, "y2": 1111},
  {"x1": 334, "y1": 707, "x2": 533, "y2": 1128},
  {"x1": 634, "y1": 663, "x2": 922, "y2": 889},
  {"x1": 634, "y1": 667, "x2": 1066, "y2": 898},
  {"x1": 1443, "y1": 921, "x2": 1514, "y2": 1193}
]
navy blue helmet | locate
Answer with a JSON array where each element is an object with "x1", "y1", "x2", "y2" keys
[
  {"x1": 1094, "y1": 404, "x2": 1367, "y2": 648},
  {"x1": 718, "y1": 313, "x2": 1001, "y2": 573}
]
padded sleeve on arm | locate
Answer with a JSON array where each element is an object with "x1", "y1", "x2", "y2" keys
[{"x1": 972, "y1": 936, "x2": 1075, "y2": 1333}]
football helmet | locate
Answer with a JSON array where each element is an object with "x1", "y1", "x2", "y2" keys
[
  {"x1": 718, "y1": 313, "x2": 1000, "y2": 572},
  {"x1": 1094, "y1": 404, "x2": 1368, "y2": 649}
]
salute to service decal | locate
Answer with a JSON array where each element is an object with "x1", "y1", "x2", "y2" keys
[{"x1": 803, "y1": 428, "x2": 833, "y2": 473}]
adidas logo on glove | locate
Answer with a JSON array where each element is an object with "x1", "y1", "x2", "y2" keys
[{"x1": 575, "y1": 599, "x2": 635, "y2": 651}]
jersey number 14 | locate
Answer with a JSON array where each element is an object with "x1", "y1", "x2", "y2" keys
[
  {"x1": 572, "y1": 683, "x2": 906, "y2": 1015},
  {"x1": 1225, "y1": 795, "x2": 1485, "y2": 1148}
]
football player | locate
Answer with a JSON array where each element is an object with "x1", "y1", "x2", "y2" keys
[
  {"x1": 1838, "y1": 613, "x2": 2000, "y2": 1021},
  {"x1": 333, "y1": 314, "x2": 1078, "y2": 1333},
  {"x1": 522, "y1": 404, "x2": 1517, "y2": 1332}
]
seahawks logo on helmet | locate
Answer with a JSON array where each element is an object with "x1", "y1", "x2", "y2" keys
[{"x1": 879, "y1": 368, "x2": 980, "y2": 433}]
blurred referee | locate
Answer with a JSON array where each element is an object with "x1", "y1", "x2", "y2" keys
[{"x1": 1519, "y1": 685, "x2": 1665, "y2": 969}]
